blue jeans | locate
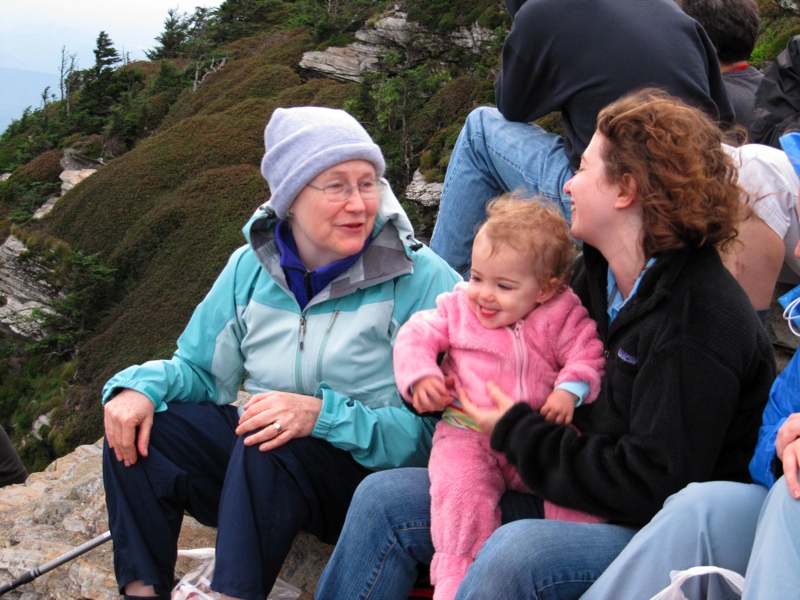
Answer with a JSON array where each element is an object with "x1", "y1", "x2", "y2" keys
[
  {"x1": 430, "y1": 107, "x2": 574, "y2": 276},
  {"x1": 744, "y1": 475, "x2": 800, "y2": 600},
  {"x1": 315, "y1": 468, "x2": 636, "y2": 600},
  {"x1": 581, "y1": 481, "x2": 769, "y2": 600}
]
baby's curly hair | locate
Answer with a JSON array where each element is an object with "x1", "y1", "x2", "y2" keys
[
  {"x1": 478, "y1": 192, "x2": 577, "y2": 293},
  {"x1": 596, "y1": 88, "x2": 742, "y2": 254}
]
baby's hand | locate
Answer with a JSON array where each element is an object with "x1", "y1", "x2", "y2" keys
[
  {"x1": 540, "y1": 389, "x2": 578, "y2": 425},
  {"x1": 411, "y1": 376, "x2": 451, "y2": 414}
]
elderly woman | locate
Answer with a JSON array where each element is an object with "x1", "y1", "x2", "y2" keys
[
  {"x1": 101, "y1": 107, "x2": 460, "y2": 600},
  {"x1": 314, "y1": 90, "x2": 775, "y2": 599}
]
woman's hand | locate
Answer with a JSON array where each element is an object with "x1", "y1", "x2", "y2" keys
[
  {"x1": 458, "y1": 381, "x2": 515, "y2": 436},
  {"x1": 103, "y1": 389, "x2": 155, "y2": 467},
  {"x1": 411, "y1": 376, "x2": 451, "y2": 414},
  {"x1": 237, "y1": 391, "x2": 322, "y2": 451},
  {"x1": 777, "y1": 413, "x2": 800, "y2": 498}
]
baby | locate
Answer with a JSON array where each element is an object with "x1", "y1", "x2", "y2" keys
[{"x1": 394, "y1": 195, "x2": 605, "y2": 600}]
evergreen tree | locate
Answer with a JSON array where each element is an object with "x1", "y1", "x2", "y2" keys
[
  {"x1": 146, "y1": 8, "x2": 190, "y2": 60},
  {"x1": 213, "y1": 0, "x2": 286, "y2": 42},
  {"x1": 75, "y1": 32, "x2": 131, "y2": 133},
  {"x1": 92, "y1": 31, "x2": 121, "y2": 76}
]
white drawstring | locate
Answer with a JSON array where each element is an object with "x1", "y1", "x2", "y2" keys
[{"x1": 783, "y1": 293, "x2": 800, "y2": 337}]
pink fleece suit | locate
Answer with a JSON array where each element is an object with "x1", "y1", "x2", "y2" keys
[{"x1": 393, "y1": 282, "x2": 605, "y2": 600}]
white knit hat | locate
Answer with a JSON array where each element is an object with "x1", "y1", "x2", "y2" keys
[{"x1": 260, "y1": 107, "x2": 386, "y2": 219}]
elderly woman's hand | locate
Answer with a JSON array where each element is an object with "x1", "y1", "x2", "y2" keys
[
  {"x1": 237, "y1": 391, "x2": 322, "y2": 451},
  {"x1": 103, "y1": 388, "x2": 156, "y2": 467},
  {"x1": 777, "y1": 413, "x2": 800, "y2": 499},
  {"x1": 458, "y1": 381, "x2": 515, "y2": 436}
]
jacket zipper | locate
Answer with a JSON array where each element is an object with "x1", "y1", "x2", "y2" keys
[
  {"x1": 317, "y1": 310, "x2": 340, "y2": 380},
  {"x1": 512, "y1": 322, "x2": 529, "y2": 402},
  {"x1": 298, "y1": 315, "x2": 307, "y2": 351}
]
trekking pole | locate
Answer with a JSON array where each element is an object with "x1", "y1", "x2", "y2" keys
[{"x1": 0, "y1": 530, "x2": 112, "y2": 596}]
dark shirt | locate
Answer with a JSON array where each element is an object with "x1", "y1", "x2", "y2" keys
[
  {"x1": 495, "y1": 0, "x2": 733, "y2": 170},
  {"x1": 724, "y1": 66, "x2": 764, "y2": 132}
]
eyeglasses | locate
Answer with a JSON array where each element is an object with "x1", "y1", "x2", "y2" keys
[{"x1": 306, "y1": 179, "x2": 384, "y2": 202}]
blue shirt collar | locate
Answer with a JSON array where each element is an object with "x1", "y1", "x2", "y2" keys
[{"x1": 607, "y1": 257, "x2": 657, "y2": 323}]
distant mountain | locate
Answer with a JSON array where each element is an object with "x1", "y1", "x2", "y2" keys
[{"x1": 0, "y1": 67, "x2": 60, "y2": 134}]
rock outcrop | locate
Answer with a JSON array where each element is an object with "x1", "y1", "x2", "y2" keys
[
  {"x1": 0, "y1": 149, "x2": 101, "y2": 339},
  {"x1": 59, "y1": 149, "x2": 101, "y2": 195},
  {"x1": 0, "y1": 235, "x2": 57, "y2": 338},
  {"x1": 776, "y1": 0, "x2": 800, "y2": 16},
  {"x1": 0, "y1": 441, "x2": 332, "y2": 599},
  {"x1": 404, "y1": 170, "x2": 443, "y2": 208},
  {"x1": 300, "y1": 9, "x2": 492, "y2": 82},
  {"x1": 29, "y1": 150, "x2": 101, "y2": 221}
]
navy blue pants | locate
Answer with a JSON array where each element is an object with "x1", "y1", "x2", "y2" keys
[{"x1": 103, "y1": 401, "x2": 371, "y2": 599}]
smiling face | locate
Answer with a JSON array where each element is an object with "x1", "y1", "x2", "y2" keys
[
  {"x1": 288, "y1": 160, "x2": 379, "y2": 271},
  {"x1": 563, "y1": 131, "x2": 625, "y2": 248},
  {"x1": 466, "y1": 231, "x2": 554, "y2": 329}
]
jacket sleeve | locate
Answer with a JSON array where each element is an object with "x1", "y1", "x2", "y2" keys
[
  {"x1": 750, "y1": 349, "x2": 800, "y2": 487},
  {"x1": 751, "y1": 36, "x2": 800, "y2": 148},
  {"x1": 312, "y1": 245, "x2": 461, "y2": 470},
  {"x1": 393, "y1": 292, "x2": 457, "y2": 402},
  {"x1": 550, "y1": 294, "x2": 605, "y2": 403},
  {"x1": 492, "y1": 338, "x2": 766, "y2": 526},
  {"x1": 313, "y1": 384, "x2": 438, "y2": 470},
  {"x1": 102, "y1": 247, "x2": 250, "y2": 411}
]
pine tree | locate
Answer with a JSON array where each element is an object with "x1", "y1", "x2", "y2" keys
[
  {"x1": 146, "y1": 8, "x2": 190, "y2": 60},
  {"x1": 75, "y1": 32, "x2": 136, "y2": 134},
  {"x1": 92, "y1": 31, "x2": 121, "y2": 76}
]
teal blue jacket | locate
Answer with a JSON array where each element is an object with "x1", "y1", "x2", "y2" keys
[{"x1": 103, "y1": 184, "x2": 460, "y2": 470}]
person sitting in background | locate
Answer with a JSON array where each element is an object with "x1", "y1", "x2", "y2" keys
[
  {"x1": 393, "y1": 196, "x2": 604, "y2": 599},
  {"x1": 678, "y1": 0, "x2": 763, "y2": 132},
  {"x1": 751, "y1": 35, "x2": 800, "y2": 147},
  {"x1": 429, "y1": 0, "x2": 732, "y2": 277},
  {"x1": 101, "y1": 107, "x2": 460, "y2": 600},
  {"x1": 0, "y1": 424, "x2": 27, "y2": 488},
  {"x1": 720, "y1": 141, "x2": 800, "y2": 322}
]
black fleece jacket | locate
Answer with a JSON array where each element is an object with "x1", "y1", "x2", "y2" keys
[{"x1": 491, "y1": 244, "x2": 775, "y2": 526}]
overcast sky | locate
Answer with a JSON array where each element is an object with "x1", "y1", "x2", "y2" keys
[
  {"x1": 1, "y1": 0, "x2": 223, "y2": 72},
  {"x1": 0, "y1": 0, "x2": 222, "y2": 132}
]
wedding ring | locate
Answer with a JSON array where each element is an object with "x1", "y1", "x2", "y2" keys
[{"x1": 273, "y1": 421, "x2": 282, "y2": 433}]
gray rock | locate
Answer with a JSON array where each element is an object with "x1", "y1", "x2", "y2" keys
[
  {"x1": 404, "y1": 170, "x2": 443, "y2": 208},
  {"x1": 60, "y1": 148, "x2": 103, "y2": 172},
  {"x1": 300, "y1": 9, "x2": 493, "y2": 82},
  {"x1": 0, "y1": 235, "x2": 59, "y2": 339},
  {"x1": 60, "y1": 168, "x2": 97, "y2": 194},
  {"x1": 0, "y1": 440, "x2": 332, "y2": 600},
  {"x1": 776, "y1": 0, "x2": 800, "y2": 15}
]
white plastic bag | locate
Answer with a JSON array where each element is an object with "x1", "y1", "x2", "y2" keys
[
  {"x1": 172, "y1": 548, "x2": 216, "y2": 600},
  {"x1": 171, "y1": 548, "x2": 301, "y2": 600},
  {"x1": 648, "y1": 566, "x2": 745, "y2": 600}
]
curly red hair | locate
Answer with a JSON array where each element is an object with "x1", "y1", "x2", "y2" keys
[{"x1": 596, "y1": 89, "x2": 742, "y2": 254}]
